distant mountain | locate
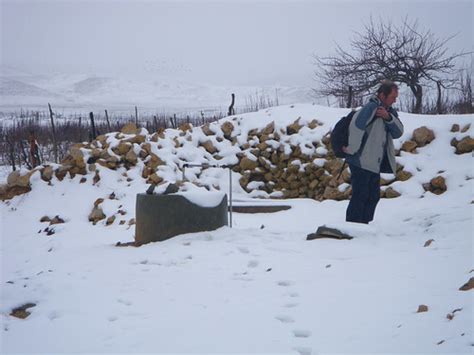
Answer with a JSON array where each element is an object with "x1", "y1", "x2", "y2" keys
[
  {"x1": 0, "y1": 70, "x2": 313, "y2": 114},
  {"x1": 0, "y1": 77, "x2": 57, "y2": 97}
]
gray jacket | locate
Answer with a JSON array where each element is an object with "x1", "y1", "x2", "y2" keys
[{"x1": 345, "y1": 96, "x2": 404, "y2": 174}]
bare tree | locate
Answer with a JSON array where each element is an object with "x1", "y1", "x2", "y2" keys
[{"x1": 313, "y1": 17, "x2": 470, "y2": 113}]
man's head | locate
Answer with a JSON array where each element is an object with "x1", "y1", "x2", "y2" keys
[{"x1": 377, "y1": 80, "x2": 399, "y2": 107}]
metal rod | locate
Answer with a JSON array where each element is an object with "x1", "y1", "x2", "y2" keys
[{"x1": 229, "y1": 167, "x2": 233, "y2": 228}]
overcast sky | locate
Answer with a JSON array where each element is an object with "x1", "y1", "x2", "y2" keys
[{"x1": 1, "y1": 0, "x2": 472, "y2": 86}]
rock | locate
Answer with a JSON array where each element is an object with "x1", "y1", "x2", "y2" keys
[
  {"x1": 322, "y1": 186, "x2": 346, "y2": 200},
  {"x1": 239, "y1": 157, "x2": 258, "y2": 171},
  {"x1": 396, "y1": 170, "x2": 412, "y2": 181},
  {"x1": 147, "y1": 153, "x2": 165, "y2": 170},
  {"x1": 125, "y1": 150, "x2": 138, "y2": 164},
  {"x1": 147, "y1": 173, "x2": 163, "y2": 185},
  {"x1": 106, "y1": 215, "x2": 116, "y2": 226},
  {"x1": 401, "y1": 140, "x2": 417, "y2": 153},
  {"x1": 0, "y1": 185, "x2": 31, "y2": 201},
  {"x1": 7, "y1": 170, "x2": 31, "y2": 188},
  {"x1": 430, "y1": 176, "x2": 447, "y2": 194},
  {"x1": 201, "y1": 123, "x2": 214, "y2": 136},
  {"x1": 105, "y1": 156, "x2": 119, "y2": 169},
  {"x1": 261, "y1": 121, "x2": 275, "y2": 135},
  {"x1": 201, "y1": 140, "x2": 217, "y2": 154},
  {"x1": 41, "y1": 166, "x2": 54, "y2": 182},
  {"x1": 308, "y1": 119, "x2": 322, "y2": 129},
  {"x1": 450, "y1": 124, "x2": 460, "y2": 132},
  {"x1": 455, "y1": 136, "x2": 474, "y2": 154},
  {"x1": 79, "y1": 177, "x2": 87, "y2": 184},
  {"x1": 121, "y1": 123, "x2": 139, "y2": 135},
  {"x1": 128, "y1": 218, "x2": 136, "y2": 226},
  {"x1": 10, "y1": 303, "x2": 36, "y2": 319},
  {"x1": 94, "y1": 198, "x2": 104, "y2": 207},
  {"x1": 307, "y1": 226, "x2": 354, "y2": 240},
  {"x1": 117, "y1": 141, "x2": 132, "y2": 155},
  {"x1": 458, "y1": 277, "x2": 474, "y2": 291},
  {"x1": 93, "y1": 171, "x2": 100, "y2": 185},
  {"x1": 424, "y1": 239, "x2": 434, "y2": 247},
  {"x1": 221, "y1": 121, "x2": 234, "y2": 139},
  {"x1": 179, "y1": 122, "x2": 192, "y2": 132},
  {"x1": 417, "y1": 305, "x2": 429, "y2": 313},
  {"x1": 50, "y1": 215, "x2": 65, "y2": 225},
  {"x1": 88, "y1": 206, "x2": 106, "y2": 224},
  {"x1": 126, "y1": 134, "x2": 146, "y2": 145},
  {"x1": 412, "y1": 126, "x2": 435, "y2": 147},
  {"x1": 384, "y1": 187, "x2": 401, "y2": 198},
  {"x1": 286, "y1": 118, "x2": 302, "y2": 135},
  {"x1": 461, "y1": 123, "x2": 471, "y2": 133},
  {"x1": 40, "y1": 216, "x2": 51, "y2": 223},
  {"x1": 69, "y1": 147, "x2": 85, "y2": 168}
]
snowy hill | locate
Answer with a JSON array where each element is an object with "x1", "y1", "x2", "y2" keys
[
  {"x1": 1, "y1": 104, "x2": 473, "y2": 354},
  {"x1": 0, "y1": 68, "x2": 311, "y2": 114}
]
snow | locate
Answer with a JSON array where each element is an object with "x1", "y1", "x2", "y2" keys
[
  {"x1": 1, "y1": 104, "x2": 473, "y2": 354},
  {"x1": 175, "y1": 190, "x2": 226, "y2": 208}
]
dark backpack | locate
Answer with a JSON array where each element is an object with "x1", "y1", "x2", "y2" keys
[{"x1": 330, "y1": 110, "x2": 356, "y2": 158}]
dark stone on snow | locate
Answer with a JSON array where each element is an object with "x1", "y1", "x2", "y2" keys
[{"x1": 306, "y1": 226, "x2": 354, "y2": 240}]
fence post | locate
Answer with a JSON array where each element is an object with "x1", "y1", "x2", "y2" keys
[
  {"x1": 48, "y1": 103, "x2": 58, "y2": 163},
  {"x1": 105, "y1": 109, "x2": 111, "y2": 131},
  {"x1": 89, "y1": 112, "x2": 97, "y2": 140}
]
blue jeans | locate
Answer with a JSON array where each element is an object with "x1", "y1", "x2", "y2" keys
[{"x1": 346, "y1": 164, "x2": 380, "y2": 224}]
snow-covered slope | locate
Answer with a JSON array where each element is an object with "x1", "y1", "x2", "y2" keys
[
  {"x1": 0, "y1": 69, "x2": 311, "y2": 114},
  {"x1": 1, "y1": 104, "x2": 473, "y2": 354}
]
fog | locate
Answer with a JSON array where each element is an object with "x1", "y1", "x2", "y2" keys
[{"x1": 1, "y1": 0, "x2": 472, "y2": 86}]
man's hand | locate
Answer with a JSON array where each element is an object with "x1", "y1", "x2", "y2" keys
[
  {"x1": 376, "y1": 107, "x2": 390, "y2": 120},
  {"x1": 342, "y1": 146, "x2": 349, "y2": 154}
]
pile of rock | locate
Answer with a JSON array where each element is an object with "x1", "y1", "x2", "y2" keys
[
  {"x1": 1, "y1": 116, "x2": 471, "y2": 202},
  {"x1": 450, "y1": 123, "x2": 474, "y2": 154}
]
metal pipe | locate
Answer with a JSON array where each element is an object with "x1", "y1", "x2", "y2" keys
[{"x1": 229, "y1": 167, "x2": 233, "y2": 228}]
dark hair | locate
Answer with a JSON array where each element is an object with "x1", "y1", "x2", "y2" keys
[{"x1": 377, "y1": 80, "x2": 398, "y2": 97}]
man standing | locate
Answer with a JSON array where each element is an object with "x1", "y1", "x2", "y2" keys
[{"x1": 342, "y1": 81, "x2": 404, "y2": 224}]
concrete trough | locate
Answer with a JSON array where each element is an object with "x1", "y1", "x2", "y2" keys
[{"x1": 135, "y1": 192, "x2": 228, "y2": 245}]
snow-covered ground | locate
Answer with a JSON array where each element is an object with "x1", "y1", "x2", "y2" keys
[{"x1": 1, "y1": 104, "x2": 473, "y2": 354}]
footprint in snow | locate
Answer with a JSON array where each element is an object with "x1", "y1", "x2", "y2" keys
[
  {"x1": 277, "y1": 280, "x2": 294, "y2": 287},
  {"x1": 275, "y1": 314, "x2": 295, "y2": 323},
  {"x1": 293, "y1": 346, "x2": 313, "y2": 355},
  {"x1": 48, "y1": 311, "x2": 60, "y2": 320},
  {"x1": 293, "y1": 329, "x2": 312, "y2": 338},
  {"x1": 283, "y1": 303, "x2": 299, "y2": 308},
  {"x1": 107, "y1": 315, "x2": 118, "y2": 322},
  {"x1": 247, "y1": 260, "x2": 259, "y2": 268},
  {"x1": 117, "y1": 299, "x2": 132, "y2": 306},
  {"x1": 238, "y1": 246, "x2": 250, "y2": 254},
  {"x1": 287, "y1": 292, "x2": 299, "y2": 298}
]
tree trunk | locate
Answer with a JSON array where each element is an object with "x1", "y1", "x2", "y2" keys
[
  {"x1": 346, "y1": 86, "x2": 353, "y2": 108},
  {"x1": 228, "y1": 93, "x2": 235, "y2": 116},
  {"x1": 436, "y1": 81, "x2": 443, "y2": 114},
  {"x1": 409, "y1": 84, "x2": 423, "y2": 114}
]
